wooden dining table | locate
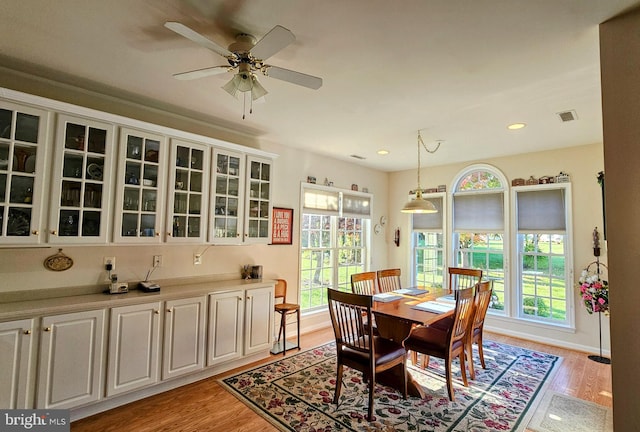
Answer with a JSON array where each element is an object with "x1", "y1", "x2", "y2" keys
[{"x1": 372, "y1": 287, "x2": 453, "y2": 398}]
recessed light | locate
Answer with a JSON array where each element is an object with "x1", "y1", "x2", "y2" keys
[
  {"x1": 507, "y1": 123, "x2": 526, "y2": 130},
  {"x1": 377, "y1": 149, "x2": 390, "y2": 155}
]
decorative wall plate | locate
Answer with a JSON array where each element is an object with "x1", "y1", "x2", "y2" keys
[{"x1": 44, "y1": 249, "x2": 74, "y2": 271}]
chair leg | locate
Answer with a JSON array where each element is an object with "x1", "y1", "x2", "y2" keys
[
  {"x1": 459, "y1": 353, "x2": 469, "y2": 387},
  {"x1": 477, "y1": 335, "x2": 486, "y2": 369},
  {"x1": 466, "y1": 340, "x2": 476, "y2": 380},
  {"x1": 402, "y1": 358, "x2": 408, "y2": 400},
  {"x1": 333, "y1": 364, "x2": 343, "y2": 404},
  {"x1": 411, "y1": 351, "x2": 418, "y2": 366},
  {"x1": 445, "y1": 358, "x2": 455, "y2": 401},
  {"x1": 421, "y1": 354, "x2": 430, "y2": 369},
  {"x1": 367, "y1": 371, "x2": 375, "y2": 421},
  {"x1": 296, "y1": 309, "x2": 301, "y2": 350},
  {"x1": 277, "y1": 312, "x2": 284, "y2": 342}
]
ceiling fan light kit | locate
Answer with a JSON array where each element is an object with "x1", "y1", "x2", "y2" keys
[
  {"x1": 164, "y1": 21, "x2": 322, "y2": 118},
  {"x1": 401, "y1": 131, "x2": 441, "y2": 214}
]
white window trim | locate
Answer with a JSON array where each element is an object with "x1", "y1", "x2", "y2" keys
[{"x1": 511, "y1": 182, "x2": 575, "y2": 329}]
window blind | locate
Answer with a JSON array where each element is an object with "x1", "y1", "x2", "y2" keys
[
  {"x1": 342, "y1": 193, "x2": 371, "y2": 218},
  {"x1": 517, "y1": 189, "x2": 566, "y2": 231},
  {"x1": 302, "y1": 188, "x2": 340, "y2": 216},
  {"x1": 412, "y1": 196, "x2": 444, "y2": 229},
  {"x1": 453, "y1": 192, "x2": 504, "y2": 231}
]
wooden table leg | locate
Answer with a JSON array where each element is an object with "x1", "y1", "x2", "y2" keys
[{"x1": 373, "y1": 314, "x2": 425, "y2": 398}]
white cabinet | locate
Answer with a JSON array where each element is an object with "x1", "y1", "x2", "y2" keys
[
  {"x1": 209, "y1": 151, "x2": 272, "y2": 244},
  {"x1": 162, "y1": 296, "x2": 206, "y2": 380},
  {"x1": 207, "y1": 290, "x2": 243, "y2": 366},
  {"x1": 166, "y1": 139, "x2": 209, "y2": 243},
  {"x1": 107, "y1": 302, "x2": 161, "y2": 397},
  {"x1": 36, "y1": 309, "x2": 106, "y2": 409},
  {"x1": 113, "y1": 127, "x2": 167, "y2": 243},
  {"x1": 0, "y1": 101, "x2": 50, "y2": 245},
  {"x1": 48, "y1": 114, "x2": 115, "y2": 244},
  {"x1": 0, "y1": 319, "x2": 35, "y2": 408},
  {"x1": 244, "y1": 286, "x2": 274, "y2": 355}
]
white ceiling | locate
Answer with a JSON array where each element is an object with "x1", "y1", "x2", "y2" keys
[{"x1": 0, "y1": 0, "x2": 638, "y2": 171}]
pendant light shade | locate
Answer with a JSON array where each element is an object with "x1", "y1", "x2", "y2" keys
[{"x1": 401, "y1": 131, "x2": 440, "y2": 214}]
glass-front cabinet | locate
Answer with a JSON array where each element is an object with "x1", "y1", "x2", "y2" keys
[
  {"x1": 210, "y1": 149, "x2": 244, "y2": 244},
  {"x1": 166, "y1": 139, "x2": 209, "y2": 243},
  {"x1": 113, "y1": 128, "x2": 166, "y2": 243},
  {"x1": 244, "y1": 155, "x2": 272, "y2": 244},
  {"x1": 0, "y1": 101, "x2": 49, "y2": 245},
  {"x1": 49, "y1": 114, "x2": 114, "y2": 244}
]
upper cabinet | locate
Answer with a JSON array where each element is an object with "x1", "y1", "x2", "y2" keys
[
  {"x1": 113, "y1": 128, "x2": 167, "y2": 243},
  {"x1": 0, "y1": 88, "x2": 277, "y2": 247},
  {"x1": 48, "y1": 114, "x2": 115, "y2": 244},
  {"x1": 244, "y1": 156, "x2": 272, "y2": 244},
  {"x1": 166, "y1": 139, "x2": 209, "y2": 243},
  {"x1": 0, "y1": 101, "x2": 49, "y2": 245},
  {"x1": 210, "y1": 151, "x2": 272, "y2": 244}
]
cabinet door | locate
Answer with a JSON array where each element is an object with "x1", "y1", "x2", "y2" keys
[
  {"x1": 37, "y1": 309, "x2": 106, "y2": 409},
  {"x1": 107, "y1": 302, "x2": 161, "y2": 396},
  {"x1": 209, "y1": 149, "x2": 244, "y2": 244},
  {"x1": 0, "y1": 102, "x2": 49, "y2": 245},
  {"x1": 162, "y1": 296, "x2": 206, "y2": 380},
  {"x1": 48, "y1": 114, "x2": 115, "y2": 244},
  {"x1": 207, "y1": 290, "x2": 243, "y2": 366},
  {"x1": 166, "y1": 139, "x2": 209, "y2": 243},
  {"x1": 244, "y1": 156, "x2": 272, "y2": 244},
  {"x1": 244, "y1": 285, "x2": 274, "y2": 355},
  {"x1": 113, "y1": 128, "x2": 167, "y2": 243},
  {"x1": 0, "y1": 319, "x2": 35, "y2": 409}
]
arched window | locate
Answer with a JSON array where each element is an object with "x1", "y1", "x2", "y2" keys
[{"x1": 452, "y1": 165, "x2": 508, "y2": 313}]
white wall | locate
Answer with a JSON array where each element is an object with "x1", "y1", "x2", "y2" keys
[{"x1": 388, "y1": 143, "x2": 608, "y2": 354}]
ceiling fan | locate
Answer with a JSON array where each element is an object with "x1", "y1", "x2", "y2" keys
[{"x1": 164, "y1": 21, "x2": 323, "y2": 104}]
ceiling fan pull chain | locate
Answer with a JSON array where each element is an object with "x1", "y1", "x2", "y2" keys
[{"x1": 242, "y1": 92, "x2": 247, "y2": 120}]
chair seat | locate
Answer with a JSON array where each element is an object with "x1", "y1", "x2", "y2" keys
[
  {"x1": 275, "y1": 302, "x2": 300, "y2": 312},
  {"x1": 404, "y1": 326, "x2": 464, "y2": 354},
  {"x1": 340, "y1": 336, "x2": 406, "y2": 365}
]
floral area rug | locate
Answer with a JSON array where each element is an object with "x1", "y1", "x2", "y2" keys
[
  {"x1": 526, "y1": 391, "x2": 613, "y2": 432},
  {"x1": 219, "y1": 341, "x2": 562, "y2": 431}
]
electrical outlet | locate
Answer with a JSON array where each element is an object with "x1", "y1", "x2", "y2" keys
[
  {"x1": 104, "y1": 256, "x2": 116, "y2": 271},
  {"x1": 153, "y1": 255, "x2": 162, "y2": 268},
  {"x1": 194, "y1": 253, "x2": 202, "y2": 265}
]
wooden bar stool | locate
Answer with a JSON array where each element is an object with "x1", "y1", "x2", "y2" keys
[{"x1": 271, "y1": 279, "x2": 301, "y2": 356}]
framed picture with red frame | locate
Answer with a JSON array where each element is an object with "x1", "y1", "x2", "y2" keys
[{"x1": 271, "y1": 207, "x2": 294, "y2": 245}]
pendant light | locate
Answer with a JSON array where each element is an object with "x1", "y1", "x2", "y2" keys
[{"x1": 401, "y1": 131, "x2": 441, "y2": 213}]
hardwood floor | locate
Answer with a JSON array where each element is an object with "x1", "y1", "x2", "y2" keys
[{"x1": 71, "y1": 328, "x2": 612, "y2": 432}]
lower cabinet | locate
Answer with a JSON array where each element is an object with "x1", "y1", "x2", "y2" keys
[
  {"x1": 207, "y1": 290, "x2": 244, "y2": 366},
  {"x1": 36, "y1": 309, "x2": 106, "y2": 409},
  {"x1": 244, "y1": 286, "x2": 274, "y2": 355},
  {"x1": 0, "y1": 319, "x2": 36, "y2": 409},
  {"x1": 106, "y1": 302, "x2": 161, "y2": 397},
  {"x1": 162, "y1": 296, "x2": 207, "y2": 380}
]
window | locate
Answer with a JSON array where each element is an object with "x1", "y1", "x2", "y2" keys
[
  {"x1": 514, "y1": 185, "x2": 572, "y2": 325},
  {"x1": 412, "y1": 194, "x2": 445, "y2": 288},
  {"x1": 299, "y1": 184, "x2": 371, "y2": 311},
  {"x1": 452, "y1": 166, "x2": 508, "y2": 312}
]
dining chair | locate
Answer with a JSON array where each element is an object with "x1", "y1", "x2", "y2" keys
[
  {"x1": 351, "y1": 271, "x2": 378, "y2": 295},
  {"x1": 327, "y1": 288, "x2": 407, "y2": 421},
  {"x1": 273, "y1": 279, "x2": 301, "y2": 356},
  {"x1": 403, "y1": 286, "x2": 475, "y2": 401},
  {"x1": 466, "y1": 280, "x2": 493, "y2": 379},
  {"x1": 376, "y1": 268, "x2": 402, "y2": 293},
  {"x1": 448, "y1": 267, "x2": 483, "y2": 293}
]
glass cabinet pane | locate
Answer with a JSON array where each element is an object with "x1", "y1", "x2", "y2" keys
[
  {"x1": 211, "y1": 151, "x2": 243, "y2": 243},
  {"x1": 244, "y1": 156, "x2": 272, "y2": 242}
]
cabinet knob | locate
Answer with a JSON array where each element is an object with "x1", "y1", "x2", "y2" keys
[
  {"x1": 154, "y1": 310, "x2": 160, "y2": 314},
  {"x1": 50, "y1": 230, "x2": 57, "y2": 235},
  {"x1": 167, "y1": 232, "x2": 172, "y2": 236},
  {"x1": 156, "y1": 232, "x2": 160, "y2": 237},
  {"x1": 31, "y1": 230, "x2": 39, "y2": 235},
  {"x1": 44, "y1": 327, "x2": 51, "y2": 332},
  {"x1": 24, "y1": 329, "x2": 32, "y2": 335},
  {"x1": 167, "y1": 308, "x2": 173, "y2": 313}
]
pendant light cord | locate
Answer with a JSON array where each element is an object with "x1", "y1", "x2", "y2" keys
[{"x1": 416, "y1": 131, "x2": 442, "y2": 195}]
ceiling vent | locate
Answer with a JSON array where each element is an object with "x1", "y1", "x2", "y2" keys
[
  {"x1": 350, "y1": 154, "x2": 366, "y2": 160},
  {"x1": 557, "y1": 110, "x2": 578, "y2": 122}
]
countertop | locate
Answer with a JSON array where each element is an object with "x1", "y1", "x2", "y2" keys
[{"x1": 0, "y1": 278, "x2": 275, "y2": 322}]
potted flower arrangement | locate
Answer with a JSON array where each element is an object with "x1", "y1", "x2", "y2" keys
[{"x1": 578, "y1": 268, "x2": 609, "y2": 315}]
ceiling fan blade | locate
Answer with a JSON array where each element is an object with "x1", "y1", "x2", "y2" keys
[
  {"x1": 164, "y1": 21, "x2": 234, "y2": 59},
  {"x1": 251, "y1": 25, "x2": 295, "y2": 61},
  {"x1": 264, "y1": 66, "x2": 323, "y2": 90},
  {"x1": 172, "y1": 66, "x2": 231, "y2": 80}
]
